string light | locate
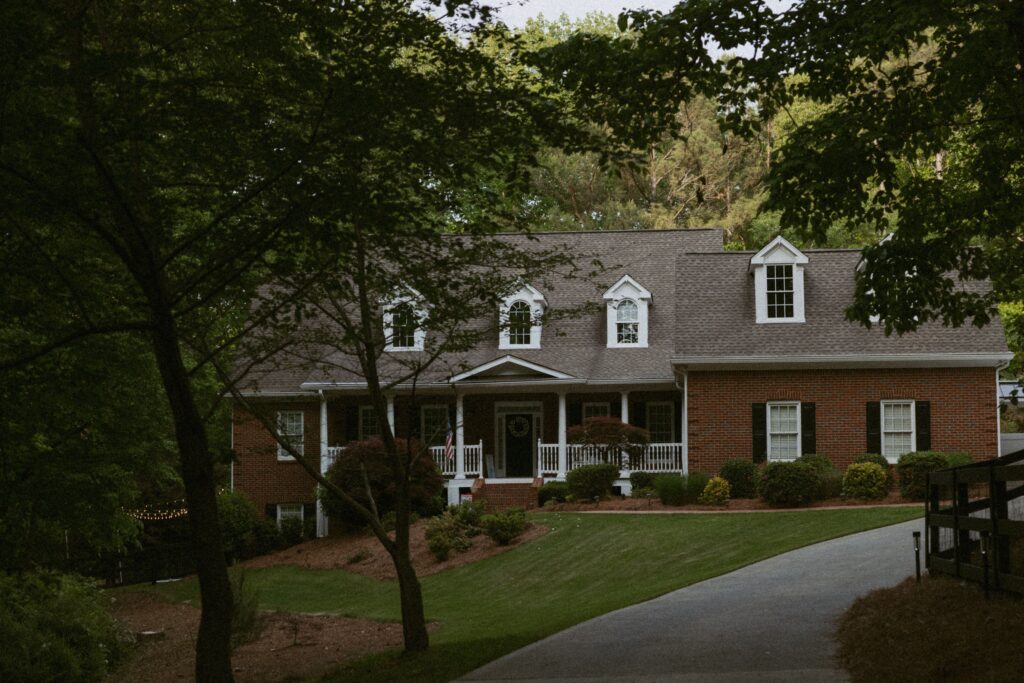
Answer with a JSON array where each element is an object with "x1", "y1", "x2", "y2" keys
[{"x1": 125, "y1": 498, "x2": 189, "y2": 521}]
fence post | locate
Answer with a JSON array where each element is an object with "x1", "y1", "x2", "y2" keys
[
  {"x1": 927, "y1": 475, "x2": 940, "y2": 570},
  {"x1": 952, "y1": 469, "x2": 962, "y2": 577}
]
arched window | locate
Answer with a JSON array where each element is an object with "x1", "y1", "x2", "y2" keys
[
  {"x1": 616, "y1": 299, "x2": 639, "y2": 345},
  {"x1": 508, "y1": 300, "x2": 532, "y2": 346}
]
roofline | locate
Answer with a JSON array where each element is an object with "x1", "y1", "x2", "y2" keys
[
  {"x1": 671, "y1": 352, "x2": 1014, "y2": 370},
  {"x1": 448, "y1": 355, "x2": 575, "y2": 382},
  {"x1": 289, "y1": 376, "x2": 678, "y2": 395},
  {"x1": 490, "y1": 227, "x2": 723, "y2": 237}
]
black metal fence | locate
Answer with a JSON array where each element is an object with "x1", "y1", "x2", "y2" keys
[{"x1": 925, "y1": 448, "x2": 1024, "y2": 593}]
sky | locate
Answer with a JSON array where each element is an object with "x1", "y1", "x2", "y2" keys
[{"x1": 489, "y1": 0, "x2": 684, "y2": 28}]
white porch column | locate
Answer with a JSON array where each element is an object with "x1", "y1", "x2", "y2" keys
[
  {"x1": 557, "y1": 391, "x2": 567, "y2": 479},
  {"x1": 455, "y1": 392, "x2": 466, "y2": 479},
  {"x1": 620, "y1": 391, "x2": 630, "y2": 423},
  {"x1": 386, "y1": 393, "x2": 396, "y2": 432},
  {"x1": 317, "y1": 391, "x2": 329, "y2": 538},
  {"x1": 681, "y1": 370, "x2": 689, "y2": 475}
]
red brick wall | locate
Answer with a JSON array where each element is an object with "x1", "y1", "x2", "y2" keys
[{"x1": 687, "y1": 367, "x2": 998, "y2": 475}]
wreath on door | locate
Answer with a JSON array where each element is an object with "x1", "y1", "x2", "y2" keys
[{"x1": 507, "y1": 416, "x2": 530, "y2": 438}]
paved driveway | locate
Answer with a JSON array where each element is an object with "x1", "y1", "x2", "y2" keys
[{"x1": 461, "y1": 518, "x2": 924, "y2": 682}]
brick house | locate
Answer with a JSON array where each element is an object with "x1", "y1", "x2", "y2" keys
[{"x1": 232, "y1": 230, "x2": 1011, "y2": 534}]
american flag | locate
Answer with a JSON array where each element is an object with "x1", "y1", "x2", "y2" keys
[{"x1": 444, "y1": 423, "x2": 454, "y2": 462}]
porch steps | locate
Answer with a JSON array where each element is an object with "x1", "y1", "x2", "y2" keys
[{"x1": 471, "y1": 478, "x2": 542, "y2": 512}]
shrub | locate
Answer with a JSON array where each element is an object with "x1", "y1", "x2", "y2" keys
[
  {"x1": 698, "y1": 476, "x2": 730, "y2": 506},
  {"x1": 797, "y1": 453, "x2": 835, "y2": 473},
  {"x1": 450, "y1": 501, "x2": 485, "y2": 533},
  {"x1": 216, "y1": 489, "x2": 261, "y2": 561},
  {"x1": 230, "y1": 571, "x2": 262, "y2": 649},
  {"x1": 897, "y1": 451, "x2": 964, "y2": 500},
  {"x1": 943, "y1": 452, "x2": 973, "y2": 468},
  {"x1": 568, "y1": 417, "x2": 650, "y2": 467},
  {"x1": 843, "y1": 463, "x2": 888, "y2": 500},
  {"x1": 302, "y1": 514, "x2": 317, "y2": 541},
  {"x1": 279, "y1": 517, "x2": 304, "y2": 547},
  {"x1": 632, "y1": 486, "x2": 657, "y2": 500},
  {"x1": 654, "y1": 474, "x2": 686, "y2": 506},
  {"x1": 818, "y1": 469, "x2": 845, "y2": 500},
  {"x1": 321, "y1": 437, "x2": 444, "y2": 529},
  {"x1": 0, "y1": 571, "x2": 131, "y2": 683},
  {"x1": 252, "y1": 519, "x2": 283, "y2": 555},
  {"x1": 686, "y1": 472, "x2": 711, "y2": 504},
  {"x1": 719, "y1": 459, "x2": 757, "y2": 498},
  {"x1": 629, "y1": 471, "x2": 656, "y2": 491},
  {"x1": 481, "y1": 509, "x2": 528, "y2": 545},
  {"x1": 425, "y1": 511, "x2": 472, "y2": 561},
  {"x1": 566, "y1": 463, "x2": 619, "y2": 501},
  {"x1": 538, "y1": 481, "x2": 570, "y2": 506},
  {"x1": 853, "y1": 453, "x2": 893, "y2": 488},
  {"x1": 758, "y1": 461, "x2": 821, "y2": 507}
]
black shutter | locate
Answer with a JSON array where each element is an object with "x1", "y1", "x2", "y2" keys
[
  {"x1": 611, "y1": 400, "x2": 622, "y2": 420},
  {"x1": 264, "y1": 504, "x2": 276, "y2": 520},
  {"x1": 801, "y1": 403, "x2": 816, "y2": 455},
  {"x1": 673, "y1": 398, "x2": 683, "y2": 442},
  {"x1": 631, "y1": 401, "x2": 646, "y2": 428},
  {"x1": 303, "y1": 503, "x2": 316, "y2": 522},
  {"x1": 345, "y1": 405, "x2": 359, "y2": 442},
  {"x1": 916, "y1": 401, "x2": 931, "y2": 451},
  {"x1": 752, "y1": 403, "x2": 767, "y2": 463},
  {"x1": 568, "y1": 400, "x2": 582, "y2": 426},
  {"x1": 866, "y1": 402, "x2": 881, "y2": 454}
]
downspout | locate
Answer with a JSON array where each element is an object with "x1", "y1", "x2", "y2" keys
[
  {"x1": 675, "y1": 369, "x2": 689, "y2": 475},
  {"x1": 317, "y1": 390, "x2": 329, "y2": 537},
  {"x1": 996, "y1": 361, "x2": 1010, "y2": 458}
]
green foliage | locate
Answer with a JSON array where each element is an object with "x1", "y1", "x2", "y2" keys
[
  {"x1": 629, "y1": 471, "x2": 656, "y2": 491},
  {"x1": 853, "y1": 453, "x2": 893, "y2": 489},
  {"x1": 0, "y1": 571, "x2": 131, "y2": 682},
  {"x1": 321, "y1": 438, "x2": 444, "y2": 530},
  {"x1": 698, "y1": 476, "x2": 730, "y2": 506},
  {"x1": 818, "y1": 469, "x2": 845, "y2": 501},
  {"x1": 216, "y1": 490, "x2": 262, "y2": 561},
  {"x1": 425, "y1": 511, "x2": 473, "y2": 562},
  {"x1": 230, "y1": 571, "x2": 263, "y2": 650},
  {"x1": 654, "y1": 474, "x2": 686, "y2": 506},
  {"x1": 897, "y1": 452, "x2": 971, "y2": 500},
  {"x1": 843, "y1": 463, "x2": 889, "y2": 501},
  {"x1": 758, "y1": 462, "x2": 821, "y2": 507},
  {"x1": 719, "y1": 459, "x2": 757, "y2": 498},
  {"x1": 252, "y1": 520, "x2": 283, "y2": 557},
  {"x1": 565, "y1": 464, "x2": 620, "y2": 501},
  {"x1": 538, "y1": 481, "x2": 570, "y2": 506},
  {"x1": 686, "y1": 472, "x2": 711, "y2": 504},
  {"x1": 796, "y1": 453, "x2": 835, "y2": 473},
  {"x1": 279, "y1": 517, "x2": 304, "y2": 547},
  {"x1": 481, "y1": 509, "x2": 529, "y2": 546},
  {"x1": 567, "y1": 418, "x2": 649, "y2": 468}
]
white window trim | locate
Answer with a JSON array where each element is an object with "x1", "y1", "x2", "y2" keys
[
  {"x1": 766, "y1": 401, "x2": 802, "y2": 461},
  {"x1": 582, "y1": 402, "x2": 611, "y2": 420},
  {"x1": 881, "y1": 399, "x2": 917, "y2": 464},
  {"x1": 646, "y1": 401, "x2": 676, "y2": 443},
  {"x1": 420, "y1": 404, "x2": 449, "y2": 448},
  {"x1": 603, "y1": 275, "x2": 652, "y2": 348},
  {"x1": 498, "y1": 284, "x2": 545, "y2": 350},
  {"x1": 383, "y1": 292, "x2": 427, "y2": 352},
  {"x1": 276, "y1": 503, "x2": 304, "y2": 527},
  {"x1": 751, "y1": 236, "x2": 807, "y2": 324},
  {"x1": 358, "y1": 405, "x2": 380, "y2": 441},
  {"x1": 276, "y1": 410, "x2": 304, "y2": 461}
]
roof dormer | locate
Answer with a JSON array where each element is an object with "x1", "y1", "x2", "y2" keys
[
  {"x1": 383, "y1": 287, "x2": 428, "y2": 351},
  {"x1": 603, "y1": 275, "x2": 652, "y2": 348},
  {"x1": 499, "y1": 283, "x2": 546, "y2": 350},
  {"x1": 750, "y1": 236, "x2": 807, "y2": 324}
]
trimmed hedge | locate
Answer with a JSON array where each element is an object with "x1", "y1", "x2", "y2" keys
[
  {"x1": 686, "y1": 472, "x2": 711, "y2": 503},
  {"x1": 843, "y1": 463, "x2": 888, "y2": 500},
  {"x1": 818, "y1": 468, "x2": 845, "y2": 500},
  {"x1": 654, "y1": 474, "x2": 686, "y2": 506},
  {"x1": 897, "y1": 451, "x2": 972, "y2": 500},
  {"x1": 797, "y1": 453, "x2": 834, "y2": 473},
  {"x1": 629, "y1": 471, "x2": 656, "y2": 491},
  {"x1": 719, "y1": 459, "x2": 757, "y2": 498},
  {"x1": 698, "y1": 476, "x2": 730, "y2": 506},
  {"x1": 566, "y1": 463, "x2": 619, "y2": 501},
  {"x1": 537, "y1": 481, "x2": 569, "y2": 506},
  {"x1": 481, "y1": 509, "x2": 528, "y2": 545},
  {"x1": 757, "y1": 461, "x2": 820, "y2": 507},
  {"x1": 853, "y1": 453, "x2": 893, "y2": 488}
]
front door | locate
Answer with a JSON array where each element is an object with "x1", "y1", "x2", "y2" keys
[{"x1": 504, "y1": 413, "x2": 534, "y2": 477}]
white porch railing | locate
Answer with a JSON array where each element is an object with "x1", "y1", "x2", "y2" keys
[
  {"x1": 537, "y1": 442, "x2": 684, "y2": 478},
  {"x1": 324, "y1": 442, "x2": 482, "y2": 478}
]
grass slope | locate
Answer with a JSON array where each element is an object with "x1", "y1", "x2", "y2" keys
[{"x1": 146, "y1": 508, "x2": 921, "y2": 682}]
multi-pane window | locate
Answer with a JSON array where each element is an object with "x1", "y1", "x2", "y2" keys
[
  {"x1": 276, "y1": 503, "x2": 303, "y2": 527},
  {"x1": 508, "y1": 300, "x2": 532, "y2": 346},
  {"x1": 582, "y1": 402, "x2": 610, "y2": 420},
  {"x1": 767, "y1": 402, "x2": 800, "y2": 460},
  {"x1": 359, "y1": 405, "x2": 380, "y2": 440},
  {"x1": 421, "y1": 405, "x2": 449, "y2": 448},
  {"x1": 616, "y1": 299, "x2": 639, "y2": 344},
  {"x1": 882, "y1": 401, "x2": 915, "y2": 461},
  {"x1": 277, "y1": 411, "x2": 304, "y2": 459},
  {"x1": 646, "y1": 402, "x2": 675, "y2": 443},
  {"x1": 390, "y1": 304, "x2": 417, "y2": 349},
  {"x1": 766, "y1": 264, "x2": 795, "y2": 319}
]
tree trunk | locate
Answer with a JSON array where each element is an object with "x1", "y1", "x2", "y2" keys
[
  {"x1": 390, "y1": 533, "x2": 430, "y2": 651},
  {"x1": 150, "y1": 304, "x2": 235, "y2": 682}
]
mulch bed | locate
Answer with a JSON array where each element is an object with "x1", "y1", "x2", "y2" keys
[{"x1": 545, "y1": 491, "x2": 914, "y2": 513}]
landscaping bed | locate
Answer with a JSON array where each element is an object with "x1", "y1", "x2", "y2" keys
[
  {"x1": 545, "y1": 490, "x2": 911, "y2": 513},
  {"x1": 836, "y1": 575, "x2": 1024, "y2": 682}
]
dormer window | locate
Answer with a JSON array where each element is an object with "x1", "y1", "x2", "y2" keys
[
  {"x1": 751, "y1": 236, "x2": 807, "y2": 324},
  {"x1": 604, "y1": 275, "x2": 651, "y2": 348},
  {"x1": 499, "y1": 283, "x2": 545, "y2": 349},
  {"x1": 384, "y1": 289, "x2": 426, "y2": 352}
]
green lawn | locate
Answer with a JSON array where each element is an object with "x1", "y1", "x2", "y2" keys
[{"x1": 146, "y1": 508, "x2": 921, "y2": 682}]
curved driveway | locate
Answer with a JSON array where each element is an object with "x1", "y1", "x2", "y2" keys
[{"x1": 461, "y1": 518, "x2": 924, "y2": 682}]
